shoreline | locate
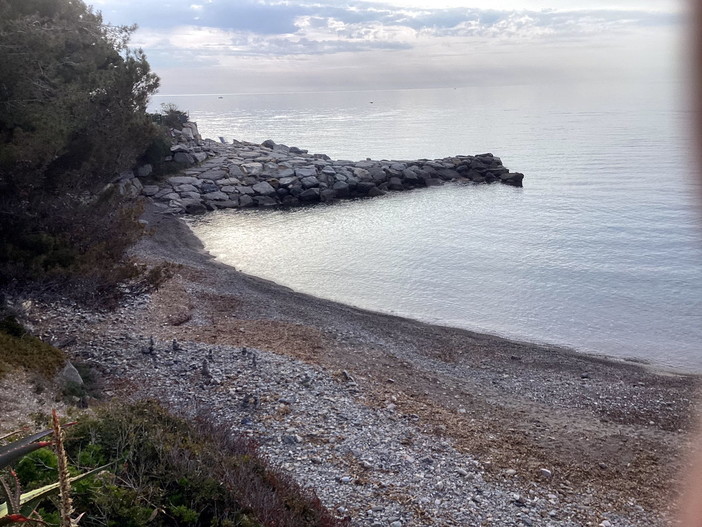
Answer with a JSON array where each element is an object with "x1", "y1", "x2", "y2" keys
[
  {"x1": 26, "y1": 202, "x2": 702, "y2": 526},
  {"x1": 187, "y1": 208, "x2": 700, "y2": 379}
]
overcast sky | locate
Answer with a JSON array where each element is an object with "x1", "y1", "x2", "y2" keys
[{"x1": 91, "y1": 0, "x2": 686, "y2": 94}]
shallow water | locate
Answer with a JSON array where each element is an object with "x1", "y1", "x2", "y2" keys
[{"x1": 171, "y1": 82, "x2": 702, "y2": 372}]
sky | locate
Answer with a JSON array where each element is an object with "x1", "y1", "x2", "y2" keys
[{"x1": 90, "y1": 0, "x2": 686, "y2": 94}]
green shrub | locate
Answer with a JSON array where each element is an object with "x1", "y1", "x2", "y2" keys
[
  {"x1": 16, "y1": 448, "x2": 58, "y2": 490},
  {"x1": 0, "y1": 330, "x2": 65, "y2": 378},
  {"x1": 60, "y1": 401, "x2": 348, "y2": 527}
]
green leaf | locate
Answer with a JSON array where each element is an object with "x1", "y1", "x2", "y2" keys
[{"x1": 0, "y1": 464, "x2": 110, "y2": 518}]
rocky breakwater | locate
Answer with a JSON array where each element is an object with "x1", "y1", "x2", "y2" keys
[{"x1": 144, "y1": 137, "x2": 524, "y2": 215}]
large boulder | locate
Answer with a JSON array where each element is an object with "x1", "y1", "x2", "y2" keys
[
  {"x1": 296, "y1": 167, "x2": 317, "y2": 178},
  {"x1": 278, "y1": 176, "x2": 298, "y2": 187},
  {"x1": 136, "y1": 164, "x2": 153, "y2": 178},
  {"x1": 388, "y1": 177, "x2": 404, "y2": 191},
  {"x1": 255, "y1": 196, "x2": 278, "y2": 207},
  {"x1": 301, "y1": 175, "x2": 319, "y2": 189},
  {"x1": 173, "y1": 152, "x2": 195, "y2": 165},
  {"x1": 332, "y1": 181, "x2": 350, "y2": 197},
  {"x1": 252, "y1": 181, "x2": 276, "y2": 196},
  {"x1": 239, "y1": 195, "x2": 254, "y2": 207},
  {"x1": 200, "y1": 169, "x2": 227, "y2": 181},
  {"x1": 299, "y1": 188, "x2": 320, "y2": 202},
  {"x1": 500, "y1": 172, "x2": 524, "y2": 187},
  {"x1": 242, "y1": 163, "x2": 263, "y2": 176},
  {"x1": 203, "y1": 191, "x2": 228, "y2": 201},
  {"x1": 56, "y1": 361, "x2": 83, "y2": 388},
  {"x1": 168, "y1": 175, "x2": 199, "y2": 186}
]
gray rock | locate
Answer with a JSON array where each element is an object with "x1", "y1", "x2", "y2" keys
[
  {"x1": 173, "y1": 152, "x2": 195, "y2": 165},
  {"x1": 281, "y1": 195, "x2": 299, "y2": 206},
  {"x1": 157, "y1": 191, "x2": 180, "y2": 201},
  {"x1": 356, "y1": 181, "x2": 376, "y2": 194},
  {"x1": 236, "y1": 185, "x2": 255, "y2": 195},
  {"x1": 388, "y1": 177, "x2": 404, "y2": 190},
  {"x1": 175, "y1": 184, "x2": 199, "y2": 193},
  {"x1": 369, "y1": 167, "x2": 387, "y2": 182},
  {"x1": 56, "y1": 361, "x2": 83, "y2": 387},
  {"x1": 367, "y1": 186, "x2": 385, "y2": 197},
  {"x1": 136, "y1": 164, "x2": 153, "y2": 178},
  {"x1": 200, "y1": 169, "x2": 227, "y2": 181},
  {"x1": 278, "y1": 176, "x2": 298, "y2": 187},
  {"x1": 239, "y1": 195, "x2": 254, "y2": 207},
  {"x1": 252, "y1": 181, "x2": 276, "y2": 196},
  {"x1": 203, "y1": 191, "x2": 228, "y2": 201},
  {"x1": 353, "y1": 167, "x2": 371, "y2": 180},
  {"x1": 500, "y1": 172, "x2": 524, "y2": 188},
  {"x1": 213, "y1": 200, "x2": 239, "y2": 209},
  {"x1": 193, "y1": 152, "x2": 208, "y2": 163},
  {"x1": 182, "y1": 199, "x2": 206, "y2": 214},
  {"x1": 168, "y1": 176, "x2": 199, "y2": 186},
  {"x1": 437, "y1": 168, "x2": 460, "y2": 181},
  {"x1": 320, "y1": 189, "x2": 336, "y2": 202},
  {"x1": 300, "y1": 175, "x2": 319, "y2": 189},
  {"x1": 403, "y1": 170, "x2": 420, "y2": 183},
  {"x1": 142, "y1": 185, "x2": 160, "y2": 196},
  {"x1": 254, "y1": 196, "x2": 278, "y2": 207},
  {"x1": 218, "y1": 178, "x2": 241, "y2": 186},
  {"x1": 332, "y1": 181, "x2": 350, "y2": 197},
  {"x1": 228, "y1": 165, "x2": 244, "y2": 178},
  {"x1": 242, "y1": 163, "x2": 263, "y2": 176},
  {"x1": 296, "y1": 167, "x2": 317, "y2": 178},
  {"x1": 261, "y1": 139, "x2": 276, "y2": 149},
  {"x1": 277, "y1": 168, "x2": 295, "y2": 179},
  {"x1": 200, "y1": 182, "x2": 218, "y2": 194},
  {"x1": 299, "y1": 188, "x2": 320, "y2": 202}
]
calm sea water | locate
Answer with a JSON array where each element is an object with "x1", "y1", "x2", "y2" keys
[{"x1": 153, "y1": 82, "x2": 702, "y2": 372}]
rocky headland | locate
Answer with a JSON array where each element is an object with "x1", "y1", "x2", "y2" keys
[{"x1": 116, "y1": 122, "x2": 524, "y2": 214}]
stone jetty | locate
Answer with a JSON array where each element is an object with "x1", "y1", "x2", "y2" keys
[{"x1": 130, "y1": 123, "x2": 524, "y2": 215}]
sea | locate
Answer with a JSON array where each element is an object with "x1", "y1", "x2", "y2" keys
[{"x1": 151, "y1": 81, "x2": 702, "y2": 373}]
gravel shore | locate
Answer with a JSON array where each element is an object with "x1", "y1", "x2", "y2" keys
[{"x1": 26, "y1": 202, "x2": 701, "y2": 527}]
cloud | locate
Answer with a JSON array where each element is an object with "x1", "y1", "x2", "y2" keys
[{"x1": 92, "y1": 0, "x2": 682, "y2": 92}]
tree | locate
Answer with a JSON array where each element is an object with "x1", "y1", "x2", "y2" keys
[{"x1": 0, "y1": 0, "x2": 160, "y2": 301}]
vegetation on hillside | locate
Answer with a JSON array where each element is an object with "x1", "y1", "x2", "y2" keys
[
  {"x1": 0, "y1": 0, "x2": 160, "y2": 304},
  {"x1": 0, "y1": 313, "x2": 65, "y2": 378}
]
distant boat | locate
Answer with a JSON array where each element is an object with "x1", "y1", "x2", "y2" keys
[{"x1": 218, "y1": 96, "x2": 223, "y2": 99}]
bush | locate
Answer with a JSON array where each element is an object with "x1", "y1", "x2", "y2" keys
[
  {"x1": 58, "y1": 401, "x2": 348, "y2": 527},
  {"x1": 0, "y1": 321, "x2": 65, "y2": 378}
]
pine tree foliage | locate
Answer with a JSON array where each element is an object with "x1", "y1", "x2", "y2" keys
[{"x1": 0, "y1": 0, "x2": 160, "y2": 298}]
